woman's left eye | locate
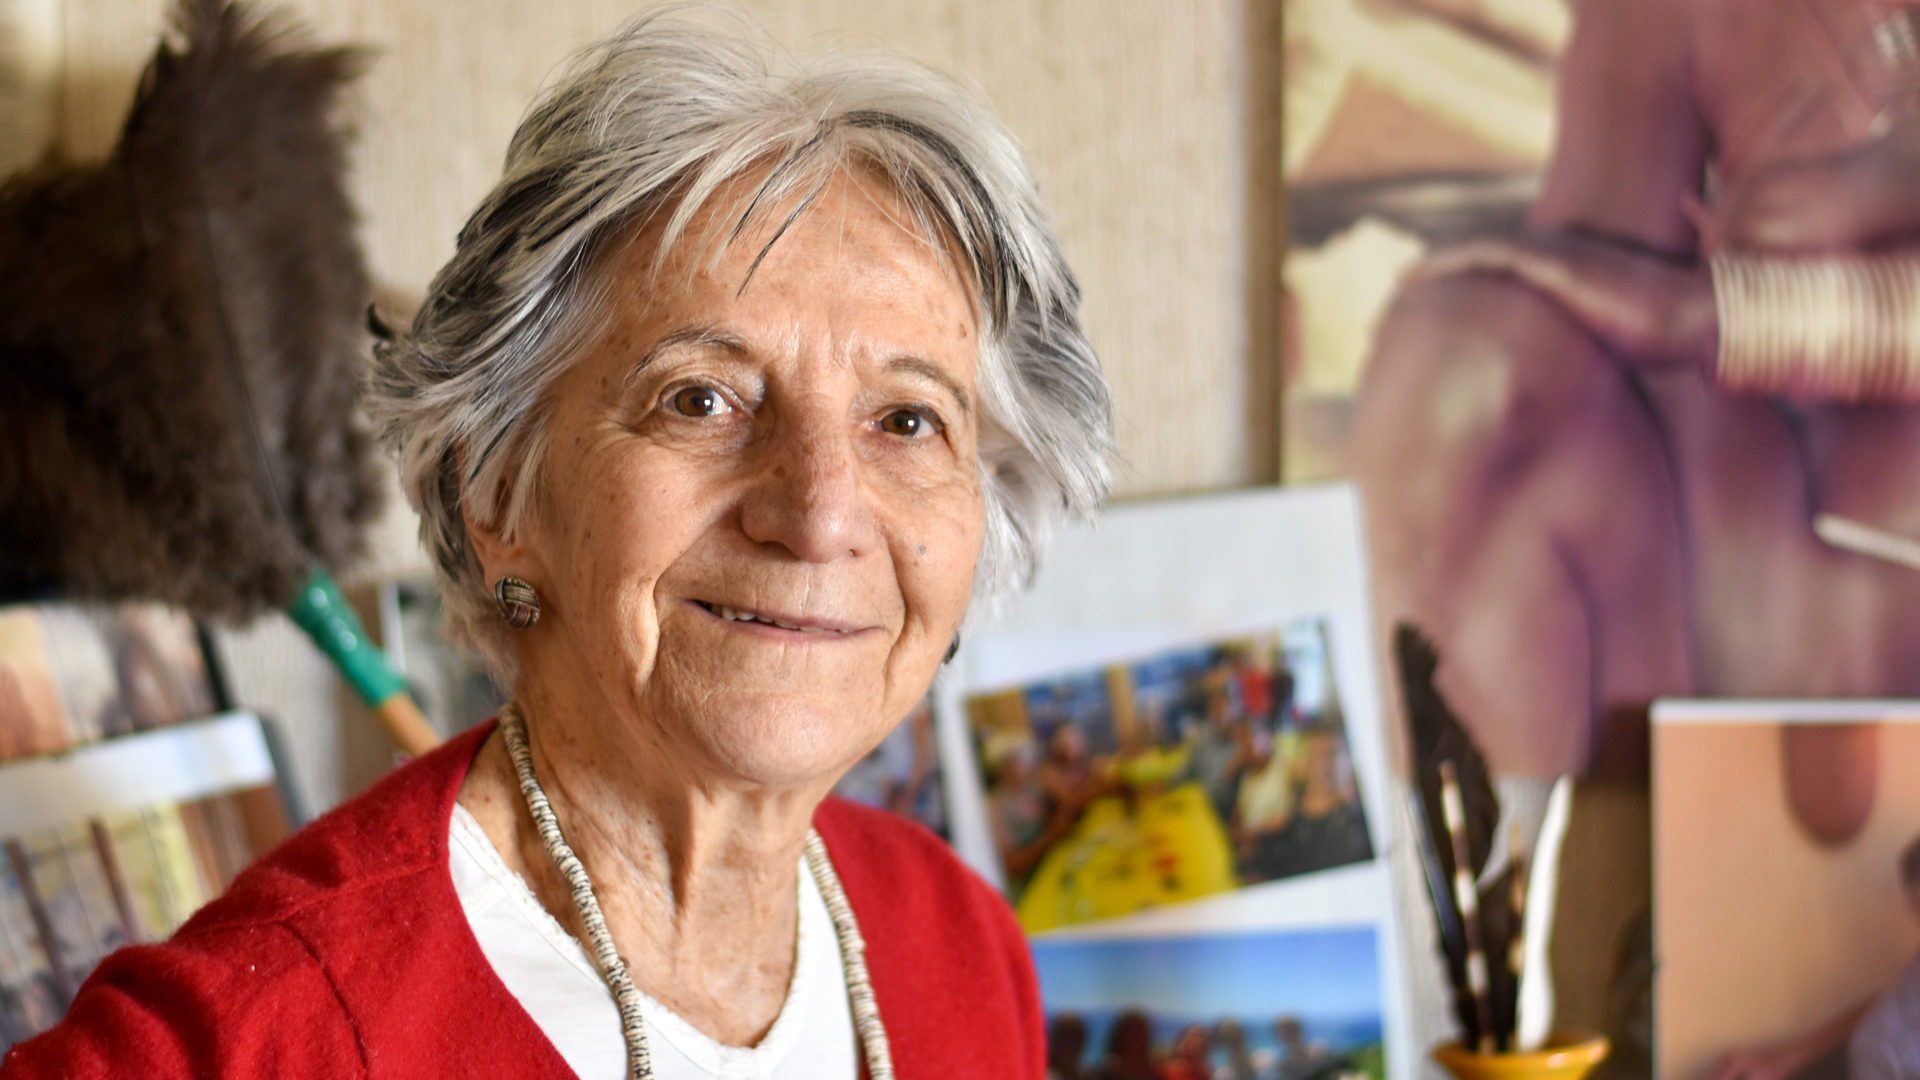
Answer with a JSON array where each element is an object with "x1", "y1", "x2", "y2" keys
[
  {"x1": 668, "y1": 385, "x2": 731, "y2": 417},
  {"x1": 877, "y1": 408, "x2": 939, "y2": 439}
]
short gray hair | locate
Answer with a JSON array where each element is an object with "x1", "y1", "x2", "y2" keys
[{"x1": 368, "y1": 7, "x2": 1114, "y2": 679}]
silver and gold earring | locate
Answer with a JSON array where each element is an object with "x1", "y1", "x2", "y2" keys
[{"x1": 493, "y1": 577, "x2": 542, "y2": 628}]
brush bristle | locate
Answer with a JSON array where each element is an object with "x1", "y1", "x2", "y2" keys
[{"x1": 0, "y1": 0, "x2": 380, "y2": 619}]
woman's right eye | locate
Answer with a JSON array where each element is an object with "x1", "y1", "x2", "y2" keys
[{"x1": 668, "y1": 385, "x2": 731, "y2": 417}]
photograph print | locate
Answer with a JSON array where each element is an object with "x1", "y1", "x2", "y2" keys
[
  {"x1": 968, "y1": 618, "x2": 1372, "y2": 933},
  {"x1": 1653, "y1": 702, "x2": 1920, "y2": 1080},
  {"x1": 1032, "y1": 925, "x2": 1385, "y2": 1080}
]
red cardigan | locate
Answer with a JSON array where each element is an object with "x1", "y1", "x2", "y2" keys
[{"x1": 1, "y1": 723, "x2": 1045, "y2": 1078}]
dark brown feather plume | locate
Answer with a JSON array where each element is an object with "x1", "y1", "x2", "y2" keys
[
  {"x1": 1395, "y1": 623, "x2": 1520, "y2": 1050},
  {"x1": 0, "y1": 0, "x2": 380, "y2": 618}
]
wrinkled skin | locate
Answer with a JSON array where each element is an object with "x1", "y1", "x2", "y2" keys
[
  {"x1": 458, "y1": 167, "x2": 987, "y2": 1045},
  {"x1": 1353, "y1": 0, "x2": 1920, "y2": 813}
]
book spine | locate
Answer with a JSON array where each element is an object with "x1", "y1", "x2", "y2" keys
[
  {"x1": 0, "y1": 847, "x2": 58, "y2": 1050},
  {"x1": 139, "y1": 805, "x2": 209, "y2": 931},
  {"x1": 1, "y1": 839, "x2": 70, "y2": 1013},
  {"x1": 27, "y1": 824, "x2": 124, "y2": 992},
  {"x1": 87, "y1": 819, "x2": 141, "y2": 948}
]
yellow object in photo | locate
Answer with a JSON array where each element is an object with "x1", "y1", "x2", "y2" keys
[{"x1": 1015, "y1": 780, "x2": 1238, "y2": 933}]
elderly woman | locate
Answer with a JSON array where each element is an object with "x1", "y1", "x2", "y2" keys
[{"x1": 1, "y1": 10, "x2": 1110, "y2": 1080}]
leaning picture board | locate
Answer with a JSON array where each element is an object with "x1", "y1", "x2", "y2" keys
[{"x1": 940, "y1": 484, "x2": 1411, "y2": 1080}]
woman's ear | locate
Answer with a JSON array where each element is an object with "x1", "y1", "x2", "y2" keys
[
  {"x1": 457, "y1": 441, "x2": 544, "y2": 588},
  {"x1": 462, "y1": 498, "x2": 518, "y2": 585}
]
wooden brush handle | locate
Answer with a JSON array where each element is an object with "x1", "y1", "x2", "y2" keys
[
  {"x1": 373, "y1": 693, "x2": 442, "y2": 759},
  {"x1": 287, "y1": 568, "x2": 444, "y2": 759}
]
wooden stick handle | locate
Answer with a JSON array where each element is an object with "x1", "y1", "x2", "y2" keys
[{"x1": 373, "y1": 693, "x2": 442, "y2": 759}]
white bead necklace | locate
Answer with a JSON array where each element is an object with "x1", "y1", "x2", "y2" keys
[{"x1": 499, "y1": 704, "x2": 895, "y2": 1080}]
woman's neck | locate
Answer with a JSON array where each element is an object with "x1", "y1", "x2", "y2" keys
[{"x1": 457, "y1": 696, "x2": 828, "y2": 1047}]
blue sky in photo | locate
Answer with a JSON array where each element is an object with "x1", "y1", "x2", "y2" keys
[{"x1": 1030, "y1": 925, "x2": 1381, "y2": 1020}]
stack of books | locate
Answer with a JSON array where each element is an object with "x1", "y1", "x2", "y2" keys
[{"x1": 0, "y1": 601, "x2": 294, "y2": 1050}]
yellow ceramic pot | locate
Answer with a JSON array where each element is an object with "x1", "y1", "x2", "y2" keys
[{"x1": 1432, "y1": 1033, "x2": 1610, "y2": 1080}]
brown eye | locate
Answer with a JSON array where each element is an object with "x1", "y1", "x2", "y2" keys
[
  {"x1": 669, "y1": 385, "x2": 729, "y2": 417},
  {"x1": 879, "y1": 408, "x2": 936, "y2": 439}
]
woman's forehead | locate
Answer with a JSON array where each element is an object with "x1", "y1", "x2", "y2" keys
[
  {"x1": 601, "y1": 163, "x2": 982, "y2": 319},
  {"x1": 584, "y1": 181, "x2": 980, "y2": 377}
]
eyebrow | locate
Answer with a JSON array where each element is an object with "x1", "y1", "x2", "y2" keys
[
  {"x1": 623, "y1": 325, "x2": 746, "y2": 387},
  {"x1": 888, "y1": 356, "x2": 973, "y2": 419}
]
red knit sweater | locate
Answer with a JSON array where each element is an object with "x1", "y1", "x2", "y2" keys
[{"x1": 1, "y1": 723, "x2": 1045, "y2": 1078}]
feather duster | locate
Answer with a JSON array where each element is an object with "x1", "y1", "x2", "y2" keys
[
  {"x1": 0, "y1": 1, "x2": 438, "y2": 756},
  {"x1": 0, "y1": 0, "x2": 380, "y2": 616},
  {"x1": 1394, "y1": 623, "x2": 1520, "y2": 1051}
]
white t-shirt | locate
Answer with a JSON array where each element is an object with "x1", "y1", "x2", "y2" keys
[{"x1": 448, "y1": 803, "x2": 859, "y2": 1080}]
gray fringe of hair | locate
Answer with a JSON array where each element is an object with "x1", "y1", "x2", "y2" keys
[{"x1": 367, "y1": 8, "x2": 1114, "y2": 681}]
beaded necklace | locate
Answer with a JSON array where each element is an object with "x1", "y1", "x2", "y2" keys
[{"x1": 498, "y1": 704, "x2": 895, "y2": 1080}]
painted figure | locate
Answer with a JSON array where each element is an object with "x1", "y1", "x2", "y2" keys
[{"x1": 1353, "y1": 0, "x2": 1920, "y2": 824}]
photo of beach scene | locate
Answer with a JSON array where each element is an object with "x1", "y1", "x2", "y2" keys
[
  {"x1": 968, "y1": 619, "x2": 1371, "y2": 932},
  {"x1": 1032, "y1": 926, "x2": 1384, "y2": 1080}
]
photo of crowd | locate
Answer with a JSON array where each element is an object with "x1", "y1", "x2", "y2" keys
[
  {"x1": 1033, "y1": 927, "x2": 1385, "y2": 1080},
  {"x1": 969, "y1": 620, "x2": 1373, "y2": 932}
]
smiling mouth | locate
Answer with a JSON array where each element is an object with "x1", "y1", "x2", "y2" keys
[{"x1": 694, "y1": 600, "x2": 858, "y2": 635}]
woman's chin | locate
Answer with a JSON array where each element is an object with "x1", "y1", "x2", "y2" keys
[{"x1": 683, "y1": 707, "x2": 882, "y2": 793}]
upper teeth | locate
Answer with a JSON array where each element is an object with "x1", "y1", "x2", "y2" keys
[{"x1": 711, "y1": 604, "x2": 836, "y2": 633}]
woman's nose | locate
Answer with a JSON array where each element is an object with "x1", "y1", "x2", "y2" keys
[{"x1": 738, "y1": 412, "x2": 874, "y2": 563}]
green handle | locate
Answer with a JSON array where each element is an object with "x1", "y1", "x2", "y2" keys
[{"x1": 285, "y1": 567, "x2": 409, "y2": 707}]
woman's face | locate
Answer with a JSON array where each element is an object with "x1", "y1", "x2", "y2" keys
[{"x1": 493, "y1": 168, "x2": 985, "y2": 790}]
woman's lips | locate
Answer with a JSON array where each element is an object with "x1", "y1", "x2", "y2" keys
[{"x1": 692, "y1": 599, "x2": 864, "y2": 634}]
